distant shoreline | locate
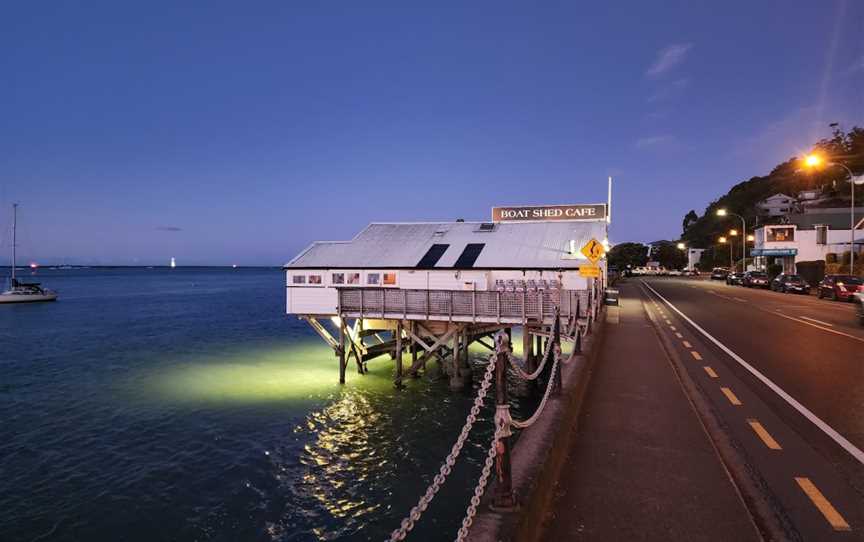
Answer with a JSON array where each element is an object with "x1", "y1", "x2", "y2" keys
[{"x1": 0, "y1": 265, "x2": 282, "y2": 270}]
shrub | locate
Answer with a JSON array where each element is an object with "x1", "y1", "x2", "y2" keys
[{"x1": 826, "y1": 253, "x2": 838, "y2": 264}]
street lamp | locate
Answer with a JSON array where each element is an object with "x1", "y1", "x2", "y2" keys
[
  {"x1": 716, "y1": 209, "x2": 746, "y2": 271},
  {"x1": 676, "y1": 242, "x2": 686, "y2": 250},
  {"x1": 803, "y1": 153, "x2": 864, "y2": 272},
  {"x1": 718, "y1": 236, "x2": 732, "y2": 269}
]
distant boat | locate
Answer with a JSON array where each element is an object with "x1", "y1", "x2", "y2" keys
[
  {"x1": 1, "y1": 204, "x2": 58, "y2": 304},
  {"x1": 170, "y1": 257, "x2": 176, "y2": 269}
]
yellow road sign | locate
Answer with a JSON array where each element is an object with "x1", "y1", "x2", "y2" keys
[
  {"x1": 579, "y1": 265, "x2": 601, "y2": 278},
  {"x1": 580, "y1": 238, "x2": 605, "y2": 264}
]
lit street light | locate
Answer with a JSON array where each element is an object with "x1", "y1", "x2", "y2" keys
[
  {"x1": 718, "y1": 236, "x2": 732, "y2": 269},
  {"x1": 803, "y1": 153, "x2": 863, "y2": 271},
  {"x1": 716, "y1": 209, "x2": 746, "y2": 272},
  {"x1": 676, "y1": 242, "x2": 686, "y2": 250}
]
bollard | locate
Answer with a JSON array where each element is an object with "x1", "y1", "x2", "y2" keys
[{"x1": 492, "y1": 330, "x2": 517, "y2": 510}]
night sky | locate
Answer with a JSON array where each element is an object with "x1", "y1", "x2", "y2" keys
[{"x1": 2, "y1": 1, "x2": 863, "y2": 265}]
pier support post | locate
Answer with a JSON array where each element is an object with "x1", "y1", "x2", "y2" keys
[
  {"x1": 460, "y1": 326, "x2": 471, "y2": 385},
  {"x1": 553, "y1": 309, "x2": 562, "y2": 395},
  {"x1": 449, "y1": 325, "x2": 465, "y2": 390},
  {"x1": 493, "y1": 331, "x2": 516, "y2": 510},
  {"x1": 338, "y1": 320, "x2": 347, "y2": 384},
  {"x1": 410, "y1": 323, "x2": 419, "y2": 378},
  {"x1": 395, "y1": 321, "x2": 404, "y2": 388},
  {"x1": 522, "y1": 326, "x2": 534, "y2": 373}
]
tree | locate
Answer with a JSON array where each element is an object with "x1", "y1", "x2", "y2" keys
[
  {"x1": 652, "y1": 242, "x2": 688, "y2": 270},
  {"x1": 608, "y1": 242, "x2": 648, "y2": 270},
  {"x1": 682, "y1": 210, "x2": 698, "y2": 235}
]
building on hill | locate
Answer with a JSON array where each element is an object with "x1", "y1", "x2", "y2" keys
[{"x1": 756, "y1": 193, "x2": 796, "y2": 218}]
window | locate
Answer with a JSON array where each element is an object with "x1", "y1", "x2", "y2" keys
[
  {"x1": 367, "y1": 273, "x2": 380, "y2": 285},
  {"x1": 383, "y1": 272, "x2": 397, "y2": 285},
  {"x1": 475, "y1": 223, "x2": 496, "y2": 232},
  {"x1": 347, "y1": 273, "x2": 360, "y2": 285},
  {"x1": 816, "y1": 225, "x2": 828, "y2": 245},
  {"x1": 308, "y1": 274, "x2": 322, "y2": 285},
  {"x1": 417, "y1": 244, "x2": 449, "y2": 268},
  {"x1": 454, "y1": 243, "x2": 485, "y2": 269},
  {"x1": 332, "y1": 273, "x2": 345, "y2": 284},
  {"x1": 767, "y1": 227, "x2": 794, "y2": 242},
  {"x1": 292, "y1": 275, "x2": 306, "y2": 284}
]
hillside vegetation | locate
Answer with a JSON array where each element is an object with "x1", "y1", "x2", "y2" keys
[{"x1": 680, "y1": 126, "x2": 864, "y2": 256}]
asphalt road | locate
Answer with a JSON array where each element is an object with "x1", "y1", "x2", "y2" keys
[{"x1": 639, "y1": 277, "x2": 864, "y2": 540}]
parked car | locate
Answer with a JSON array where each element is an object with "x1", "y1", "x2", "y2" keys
[
  {"x1": 855, "y1": 292, "x2": 864, "y2": 326},
  {"x1": 816, "y1": 275, "x2": 864, "y2": 301},
  {"x1": 726, "y1": 272, "x2": 745, "y2": 286},
  {"x1": 743, "y1": 271, "x2": 770, "y2": 288},
  {"x1": 772, "y1": 273, "x2": 810, "y2": 294},
  {"x1": 710, "y1": 267, "x2": 729, "y2": 280}
]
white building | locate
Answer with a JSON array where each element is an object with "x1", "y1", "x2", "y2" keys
[
  {"x1": 284, "y1": 203, "x2": 609, "y2": 386},
  {"x1": 752, "y1": 210, "x2": 864, "y2": 273},
  {"x1": 686, "y1": 248, "x2": 705, "y2": 271},
  {"x1": 756, "y1": 193, "x2": 796, "y2": 218}
]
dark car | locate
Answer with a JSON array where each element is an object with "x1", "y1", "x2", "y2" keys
[
  {"x1": 726, "y1": 272, "x2": 745, "y2": 286},
  {"x1": 816, "y1": 275, "x2": 864, "y2": 301},
  {"x1": 710, "y1": 267, "x2": 729, "y2": 280},
  {"x1": 743, "y1": 271, "x2": 770, "y2": 288},
  {"x1": 772, "y1": 273, "x2": 810, "y2": 294}
]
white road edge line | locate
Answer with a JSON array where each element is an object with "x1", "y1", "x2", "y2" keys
[
  {"x1": 799, "y1": 316, "x2": 834, "y2": 327},
  {"x1": 641, "y1": 280, "x2": 864, "y2": 467}
]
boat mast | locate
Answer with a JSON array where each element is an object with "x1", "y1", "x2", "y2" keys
[{"x1": 11, "y1": 203, "x2": 17, "y2": 283}]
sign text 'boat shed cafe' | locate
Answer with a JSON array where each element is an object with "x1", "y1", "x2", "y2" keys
[{"x1": 492, "y1": 203, "x2": 607, "y2": 223}]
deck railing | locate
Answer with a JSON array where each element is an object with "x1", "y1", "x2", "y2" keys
[{"x1": 337, "y1": 287, "x2": 592, "y2": 323}]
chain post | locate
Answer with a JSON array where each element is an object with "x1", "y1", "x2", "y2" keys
[
  {"x1": 553, "y1": 307, "x2": 562, "y2": 394},
  {"x1": 492, "y1": 331, "x2": 516, "y2": 510}
]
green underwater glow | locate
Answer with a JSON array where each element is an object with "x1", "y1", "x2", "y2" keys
[{"x1": 140, "y1": 340, "x2": 397, "y2": 405}]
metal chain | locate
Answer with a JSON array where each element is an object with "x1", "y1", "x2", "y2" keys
[
  {"x1": 387, "y1": 353, "x2": 498, "y2": 542},
  {"x1": 454, "y1": 426, "x2": 503, "y2": 542},
  {"x1": 511, "y1": 347, "x2": 560, "y2": 429},
  {"x1": 506, "y1": 332, "x2": 554, "y2": 381}
]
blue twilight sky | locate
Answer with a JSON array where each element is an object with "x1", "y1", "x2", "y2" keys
[{"x1": 2, "y1": 1, "x2": 863, "y2": 266}]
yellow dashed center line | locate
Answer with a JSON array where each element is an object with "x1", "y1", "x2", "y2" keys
[
  {"x1": 682, "y1": 341, "x2": 692, "y2": 348},
  {"x1": 703, "y1": 366, "x2": 718, "y2": 378},
  {"x1": 747, "y1": 419, "x2": 782, "y2": 450},
  {"x1": 795, "y1": 477, "x2": 851, "y2": 531},
  {"x1": 690, "y1": 351, "x2": 703, "y2": 361},
  {"x1": 720, "y1": 387, "x2": 742, "y2": 406}
]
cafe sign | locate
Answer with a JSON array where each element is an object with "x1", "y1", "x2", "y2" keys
[{"x1": 492, "y1": 203, "x2": 607, "y2": 223}]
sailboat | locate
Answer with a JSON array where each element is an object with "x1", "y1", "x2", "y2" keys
[{"x1": 0, "y1": 204, "x2": 58, "y2": 304}]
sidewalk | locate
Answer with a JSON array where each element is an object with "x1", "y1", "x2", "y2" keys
[{"x1": 541, "y1": 281, "x2": 760, "y2": 542}]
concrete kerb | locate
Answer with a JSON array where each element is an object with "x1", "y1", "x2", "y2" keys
[{"x1": 466, "y1": 306, "x2": 608, "y2": 542}]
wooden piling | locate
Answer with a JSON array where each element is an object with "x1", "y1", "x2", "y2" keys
[
  {"x1": 493, "y1": 331, "x2": 516, "y2": 509},
  {"x1": 395, "y1": 321, "x2": 404, "y2": 387},
  {"x1": 338, "y1": 320, "x2": 347, "y2": 384}
]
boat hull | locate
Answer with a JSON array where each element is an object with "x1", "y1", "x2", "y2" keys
[{"x1": 0, "y1": 293, "x2": 58, "y2": 304}]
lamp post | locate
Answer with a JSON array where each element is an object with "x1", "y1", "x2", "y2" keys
[
  {"x1": 716, "y1": 209, "x2": 746, "y2": 271},
  {"x1": 719, "y1": 236, "x2": 732, "y2": 269},
  {"x1": 803, "y1": 154, "x2": 864, "y2": 272}
]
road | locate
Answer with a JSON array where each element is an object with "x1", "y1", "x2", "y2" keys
[{"x1": 639, "y1": 276, "x2": 864, "y2": 540}]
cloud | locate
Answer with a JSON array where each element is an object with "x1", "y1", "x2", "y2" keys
[
  {"x1": 156, "y1": 226, "x2": 183, "y2": 232},
  {"x1": 647, "y1": 78, "x2": 690, "y2": 103},
  {"x1": 635, "y1": 135, "x2": 675, "y2": 149},
  {"x1": 646, "y1": 43, "x2": 693, "y2": 78},
  {"x1": 846, "y1": 55, "x2": 864, "y2": 74}
]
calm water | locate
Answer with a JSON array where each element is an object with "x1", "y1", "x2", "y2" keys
[{"x1": 0, "y1": 268, "x2": 505, "y2": 542}]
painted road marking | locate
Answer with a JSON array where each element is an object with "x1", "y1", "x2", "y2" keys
[
  {"x1": 690, "y1": 351, "x2": 703, "y2": 361},
  {"x1": 795, "y1": 477, "x2": 851, "y2": 531},
  {"x1": 703, "y1": 366, "x2": 718, "y2": 378},
  {"x1": 800, "y1": 316, "x2": 834, "y2": 327},
  {"x1": 641, "y1": 280, "x2": 864, "y2": 466},
  {"x1": 670, "y1": 325, "x2": 677, "y2": 331},
  {"x1": 683, "y1": 341, "x2": 692, "y2": 348},
  {"x1": 675, "y1": 332, "x2": 683, "y2": 339},
  {"x1": 665, "y1": 320, "x2": 671, "y2": 325},
  {"x1": 708, "y1": 290, "x2": 716, "y2": 294},
  {"x1": 747, "y1": 419, "x2": 782, "y2": 450},
  {"x1": 734, "y1": 297, "x2": 747, "y2": 302},
  {"x1": 721, "y1": 387, "x2": 742, "y2": 406}
]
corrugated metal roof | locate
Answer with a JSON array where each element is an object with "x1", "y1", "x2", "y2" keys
[{"x1": 286, "y1": 221, "x2": 607, "y2": 269}]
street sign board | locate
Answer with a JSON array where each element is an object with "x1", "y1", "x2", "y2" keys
[
  {"x1": 579, "y1": 265, "x2": 601, "y2": 278},
  {"x1": 580, "y1": 238, "x2": 605, "y2": 264},
  {"x1": 492, "y1": 203, "x2": 607, "y2": 223}
]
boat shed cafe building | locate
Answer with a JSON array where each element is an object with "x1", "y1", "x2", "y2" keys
[{"x1": 284, "y1": 203, "x2": 608, "y2": 387}]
